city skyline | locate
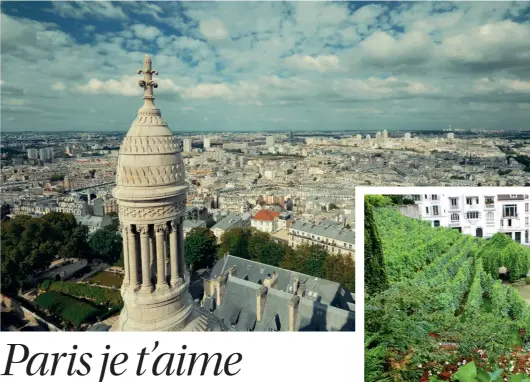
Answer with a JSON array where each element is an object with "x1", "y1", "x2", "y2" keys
[{"x1": 1, "y1": 1, "x2": 530, "y2": 132}]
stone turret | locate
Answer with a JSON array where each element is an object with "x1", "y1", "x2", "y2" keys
[{"x1": 111, "y1": 55, "x2": 226, "y2": 332}]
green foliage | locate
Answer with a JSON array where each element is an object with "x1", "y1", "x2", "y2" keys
[
  {"x1": 477, "y1": 233, "x2": 530, "y2": 279},
  {"x1": 365, "y1": 195, "x2": 394, "y2": 207},
  {"x1": 430, "y1": 361, "x2": 529, "y2": 382},
  {"x1": 43, "y1": 281, "x2": 122, "y2": 307},
  {"x1": 1, "y1": 212, "x2": 89, "y2": 294},
  {"x1": 463, "y1": 259, "x2": 484, "y2": 319},
  {"x1": 184, "y1": 227, "x2": 218, "y2": 270},
  {"x1": 50, "y1": 174, "x2": 65, "y2": 182},
  {"x1": 324, "y1": 253, "x2": 355, "y2": 292},
  {"x1": 35, "y1": 291, "x2": 101, "y2": 328},
  {"x1": 218, "y1": 228, "x2": 252, "y2": 260},
  {"x1": 217, "y1": 227, "x2": 354, "y2": 291},
  {"x1": 247, "y1": 230, "x2": 286, "y2": 266},
  {"x1": 364, "y1": 200, "x2": 388, "y2": 295},
  {"x1": 283, "y1": 243, "x2": 327, "y2": 278},
  {"x1": 365, "y1": 206, "x2": 530, "y2": 381},
  {"x1": 89, "y1": 227, "x2": 122, "y2": 264}
]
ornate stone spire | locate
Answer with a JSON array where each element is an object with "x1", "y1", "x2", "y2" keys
[{"x1": 137, "y1": 54, "x2": 159, "y2": 109}]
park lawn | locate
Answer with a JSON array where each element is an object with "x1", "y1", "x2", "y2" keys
[{"x1": 87, "y1": 271, "x2": 123, "y2": 288}]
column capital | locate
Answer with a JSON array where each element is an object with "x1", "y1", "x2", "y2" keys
[
  {"x1": 155, "y1": 223, "x2": 167, "y2": 234},
  {"x1": 138, "y1": 224, "x2": 149, "y2": 236},
  {"x1": 171, "y1": 219, "x2": 178, "y2": 230}
]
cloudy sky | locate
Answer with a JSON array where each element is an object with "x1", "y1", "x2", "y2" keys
[{"x1": 1, "y1": 1, "x2": 530, "y2": 132}]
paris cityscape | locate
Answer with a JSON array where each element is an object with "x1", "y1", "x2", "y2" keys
[{"x1": 1, "y1": 0, "x2": 530, "y2": 379}]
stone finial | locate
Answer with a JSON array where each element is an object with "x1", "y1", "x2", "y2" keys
[{"x1": 137, "y1": 54, "x2": 159, "y2": 106}]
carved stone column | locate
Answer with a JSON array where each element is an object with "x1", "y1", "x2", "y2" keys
[
  {"x1": 128, "y1": 225, "x2": 139, "y2": 288},
  {"x1": 138, "y1": 225, "x2": 153, "y2": 293},
  {"x1": 121, "y1": 225, "x2": 130, "y2": 287},
  {"x1": 155, "y1": 224, "x2": 168, "y2": 290},
  {"x1": 149, "y1": 234, "x2": 156, "y2": 284},
  {"x1": 169, "y1": 220, "x2": 179, "y2": 286},
  {"x1": 177, "y1": 216, "x2": 185, "y2": 278}
]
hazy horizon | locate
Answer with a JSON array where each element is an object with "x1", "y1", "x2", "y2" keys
[{"x1": 1, "y1": 1, "x2": 530, "y2": 132}]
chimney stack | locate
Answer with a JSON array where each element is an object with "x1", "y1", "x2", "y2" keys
[
  {"x1": 256, "y1": 285, "x2": 268, "y2": 322},
  {"x1": 216, "y1": 271, "x2": 229, "y2": 306},
  {"x1": 228, "y1": 265, "x2": 237, "y2": 277},
  {"x1": 296, "y1": 284, "x2": 306, "y2": 298},
  {"x1": 292, "y1": 276, "x2": 299, "y2": 294},
  {"x1": 288, "y1": 295, "x2": 300, "y2": 331},
  {"x1": 263, "y1": 271, "x2": 278, "y2": 288}
]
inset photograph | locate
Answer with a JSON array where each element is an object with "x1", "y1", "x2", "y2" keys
[{"x1": 364, "y1": 190, "x2": 530, "y2": 381}]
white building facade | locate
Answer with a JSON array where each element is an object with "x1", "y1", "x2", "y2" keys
[{"x1": 413, "y1": 192, "x2": 530, "y2": 246}]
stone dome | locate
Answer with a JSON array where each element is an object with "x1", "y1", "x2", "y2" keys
[{"x1": 113, "y1": 56, "x2": 187, "y2": 203}]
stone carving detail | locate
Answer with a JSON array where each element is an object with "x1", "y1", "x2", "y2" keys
[
  {"x1": 137, "y1": 225, "x2": 150, "y2": 236},
  {"x1": 120, "y1": 136, "x2": 180, "y2": 154},
  {"x1": 154, "y1": 223, "x2": 167, "y2": 233},
  {"x1": 120, "y1": 201, "x2": 186, "y2": 220},
  {"x1": 119, "y1": 164, "x2": 185, "y2": 186}
]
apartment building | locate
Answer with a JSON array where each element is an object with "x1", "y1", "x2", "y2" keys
[
  {"x1": 288, "y1": 220, "x2": 355, "y2": 258},
  {"x1": 413, "y1": 193, "x2": 530, "y2": 246}
]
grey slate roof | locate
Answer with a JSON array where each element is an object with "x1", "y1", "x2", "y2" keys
[
  {"x1": 204, "y1": 255, "x2": 355, "y2": 332},
  {"x1": 211, "y1": 213, "x2": 243, "y2": 231},
  {"x1": 291, "y1": 220, "x2": 355, "y2": 244}
]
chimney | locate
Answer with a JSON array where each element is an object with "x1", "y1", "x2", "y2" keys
[
  {"x1": 263, "y1": 271, "x2": 278, "y2": 288},
  {"x1": 288, "y1": 295, "x2": 300, "y2": 331},
  {"x1": 256, "y1": 285, "x2": 268, "y2": 322},
  {"x1": 292, "y1": 276, "x2": 299, "y2": 294},
  {"x1": 216, "y1": 271, "x2": 229, "y2": 306},
  {"x1": 296, "y1": 284, "x2": 306, "y2": 298},
  {"x1": 228, "y1": 265, "x2": 237, "y2": 277}
]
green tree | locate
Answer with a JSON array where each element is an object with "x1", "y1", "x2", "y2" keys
[
  {"x1": 324, "y1": 253, "x2": 355, "y2": 291},
  {"x1": 364, "y1": 199, "x2": 389, "y2": 295},
  {"x1": 281, "y1": 244, "x2": 327, "y2": 279},
  {"x1": 89, "y1": 227, "x2": 122, "y2": 264},
  {"x1": 365, "y1": 195, "x2": 394, "y2": 207},
  {"x1": 184, "y1": 227, "x2": 218, "y2": 271},
  {"x1": 218, "y1": 228, "x2": 251, "y2": 259}
]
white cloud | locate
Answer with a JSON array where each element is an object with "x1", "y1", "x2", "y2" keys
[
  {"x1": 284, "y1": 55, "x2": 342, "y2": 73},
  {"x1": 130, "y1": 24, "x2": 162, "y2": 41},
  {"x1": 52, "y1": 82, "x2": 66, "y2": 91},
  {"x1": 181, "y1": 83, "x2": 233, "y2": 99},
  {"x1": 51, "y1": 2, "x2": 127, "y2": 20},
  {"x1": 199, "y1": 19, "x2": 229, "y2": 41},
  {"x1": 4, "y1": 98, "x2": 26, "y2": 106},
  {"x1": 475, "y1": 78, "x2": 530, "y2": 94}
]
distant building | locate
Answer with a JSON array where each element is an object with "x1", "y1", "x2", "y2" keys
[
  {"x1": 413, "y1": 193, "x2": 530, "y2": 246},
  {"x1": 447, "y1": 133, "x2": 455, "y2": 140},
  {"x1": 251, "y1": 209, "x2": 280, "y2": 233},
  {"x1": 183, "y1": 138, "x2": 192, "y2": 152},
  {"x1": 103, "y1": 198, "x2": 118, "y2": 214},
  {"x1": 211, "y1": 213, "x2": 250, "y2": 242},
  {"x1": 204, "y1": 137, "x2": 211, "y2": 149},
  {"x1": 39, "y1": 147, "x2": 54, "y2": 162},
  {"x1": 404, "y1": 132, "x2": 411, "y2": 140},
  {"x1": 289, "y1": 220, "x2": 355, "y2": 257},
  {"x1": 183, "y1": 219, "x2": 207, "y2": 238},
  {"x1": 27, "y1": 149, "x2": 38, "y2": 160},
  {"x1": 266, "y1": 136, "x2": 275, "y2": 147}
]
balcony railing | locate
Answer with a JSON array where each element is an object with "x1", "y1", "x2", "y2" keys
[{"x1": 484, "y1": 204, "x2": 495, "y2": 210}]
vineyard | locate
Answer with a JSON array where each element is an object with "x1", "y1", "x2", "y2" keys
[{"x1": 365, "y1": 206, "x2": 530, "y2": 382}]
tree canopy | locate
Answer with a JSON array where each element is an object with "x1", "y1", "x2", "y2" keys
[
  {"x1": 1, "y1": 212, "x2": 89, "y2": 294},
  {"x1": 184, "y1": 227, "x2": 218, "y2": 270}
]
